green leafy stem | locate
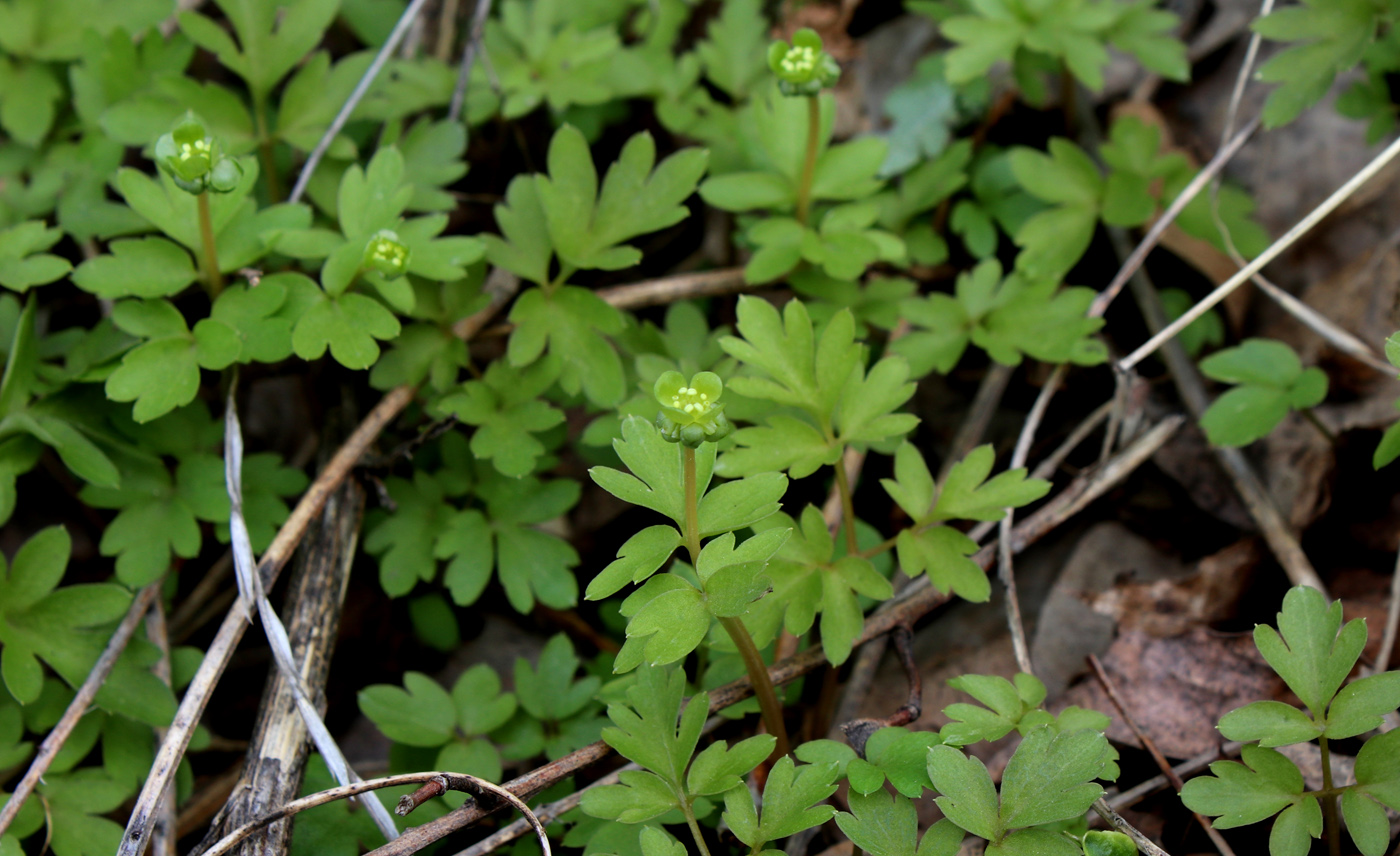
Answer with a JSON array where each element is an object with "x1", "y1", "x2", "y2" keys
[{"x1": 681, "y1": 441, "x2": 790, "y2": 759}]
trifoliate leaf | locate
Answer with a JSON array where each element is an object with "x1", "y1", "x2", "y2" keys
[
  {"x1": 1354, "y1": 728, "x2": 1400, "y2": 811},
  {"x1": 1253, "y1": 0, "x2": 1380, "y2": 128},
  {"x1": 601, "y1": 663, "x2": 705, "y2": 789},
  {"x1": 179, "y1": 0, "x2": 340, "y2": 101},
  {"x1": 927, "y1": 744, "x2": 1000, "y2": 841},
  {"x1": 508, "y1": 285, "x2": 625, "y2": 407},
  {"x1": 515, "y1": 634, "x2": 601, "y2": 724},
  {"x1": 896, "y1": 526, "x2": 988, "y2": 603},
  {"x1": 357, "y1": 671, "x2": 457, "y2": 747},
  {"x1": 435, "y1": 354, "x2": 564, "y2": 477},
  {"x1": 291, "y1": 290, "x2": 401, "y2": 371},
  {"x1": 687, "y1": 734, "x2": 775, "y2": 796},
  {"x1": 1326, "y1": 672, "x2": 1400, "y2": 739},
  {"x1": 209, "y1": 273, "x2": 298, "y2": 364},
  {"x1": 941, "y1": 673, "x2": 1039, "y2": 746},
  {"x1": 587, "y1": 525, "x2": 683, "y2": 601},
  {"x1": 590, "y1": 416, "x2": 716, "y2": 529},
  {"x1": 837, "y1": 792, "x2": 962, "y2": 856},
  {"x1": 1199, "y1": 339, "x2": 1329, "y2": 448},
  {"x1": 934, "y1": 444, "x2": 1049, "y2": 522},
  {"x1": 997, "y1": 726, "x2": 1110, "y2": 829}
]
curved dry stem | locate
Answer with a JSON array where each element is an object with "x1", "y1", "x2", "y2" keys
[
  {"x1": 1091, "y1": 799, "x2": 1175, "y2": 856},
  {"x1": 448, "y1": 0, "x2": 495, "y2": 122},
  {"x1": 1120, "y1": 130, "x2": 1400, "y2": 372},
  {"x1": 198, "y1": 772, "x2": 549, "y2": 856}
]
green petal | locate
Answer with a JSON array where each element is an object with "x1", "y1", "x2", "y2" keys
[
  {"x1": 689, "y1": 371, "x2": 723, "y2": 403},
  {"x1": 767, "y1": 41, "x2": 790, "y2": 72},
  {"x1": 654, "y1": 370, "x2": 687, "y2": 404},
  {"x1": 792, "y1": 28, "x2": 822, "y2": 49}
]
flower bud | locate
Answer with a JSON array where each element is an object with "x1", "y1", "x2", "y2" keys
[
  {"x1": 154, "y1": 114, "x2": 243, "y2": 195},
  {"x1": 767, "y1": 29, "x2": 840, "y2": 96}
]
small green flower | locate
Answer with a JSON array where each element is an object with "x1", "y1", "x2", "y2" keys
[
  {"x1": 767, "y1": 29, "x2": 840, "y2": 96},
  {"x1": 363, "y1": 230, "x2": 411, "y2": 277},
  {"x1": 1081, "y1": 831, "x2": 1136, "y2": 856},
  {"x1": 653, "y1": 370, "x2": 734, "y2": 448},
  {"x1": 154, "y1": 114, "x2": 243, "y2": 195}
]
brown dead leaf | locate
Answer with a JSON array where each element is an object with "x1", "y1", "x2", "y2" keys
[
  {"x1": 775, "y1": 1, "x2": 859, "y2": 61},
  {"x1": 1089, "y1": 538, "x2": 1258, "y2": 637},
  {"x1": 1060, "y1": 626, "x2": 1280, "y2": 759},
  {"x1": 1031, "y1": 522, "x2": 1190, "y2": 698}
]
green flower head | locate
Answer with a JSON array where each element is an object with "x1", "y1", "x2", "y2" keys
[
  {"x1": 767, "y1": 29, "x2": 840, "y2": 96},
  {"x1": 653, "y1": 370, "x2": 734, "y2": 447},
  {"x1": 154, "y1": 114, "x2": 243, "y2": 195},
  {"x1": 363, "y1": 229, "x2": 411, "y2": 277}
]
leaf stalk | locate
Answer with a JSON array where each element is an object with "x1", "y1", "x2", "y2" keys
[
  {"x1": 1319, "y1": 734, "x2": 1340, "y2": 856},
  {"x1": 196, "y1": 192, "x2": 224, "y2": 297},
  {"x1": 681, "y1": 445, "x2": 789, "y2": 758}
]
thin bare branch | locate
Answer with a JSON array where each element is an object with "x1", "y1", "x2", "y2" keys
[
  {"x1": 1090, "y1": 800, "x2": 1175, "y2": 856},
  {"x1": 225, "y1": 388, "x2": 399, "y2": 841},
  {"x1": 288, "y1": 0, "x2": 433, "y2": 203},
  {"x1": 938, "y1": 362, "x2": 1014, "y2": 483},
  {"x1": 1252, "y1": 275, "x2": 1392, "y2": 373},
  {"x1": 0, "y1": 581, "x2": 160, "y2": 837},
  {"x1": 997, "y1": 364, "x2": 1067, "y2": 675},
  {"x1": 448, "y1": 0, "x2": 495, "y2": 123},
  {"x1": 1089, "y1": 655, "x2": 1236, "y2": 856},
  {"x1": 1090, "y1": 118, "x2": 1260, "y2": 319},
  {"x1": 198, "y1": 773, "x2": 547, "y2": 856},
  {"x1": 1106, "y1": 743, "x2": 1241, "y2": 812},
  {"x1": 1120, "y1": 131, "x2": 1400, "y2": 372},
  {"x1": 594, "y1": 268, "x2": 749, "y2": 311}
]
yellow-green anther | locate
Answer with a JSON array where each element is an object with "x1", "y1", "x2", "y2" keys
[
  {"x1": 653, "y1": 370, "x2": 733, "y2": 447},
  {"x1": 363, "y1": 230, "x2": 411, "y2": 277}
]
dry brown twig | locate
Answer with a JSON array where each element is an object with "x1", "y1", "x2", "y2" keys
[
  {"x1": 0, "y1": 581, "x2": 161, "y2": 838},
  {"x1": 196, "y1": 773, "x2": 550, "y2": 856},
  {"x1": 1089, "y1": 655, "x2": 1237, "y2": 856},
  {"x1": 146, "y1": 600, "x2": 178, "y2": 856}
]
